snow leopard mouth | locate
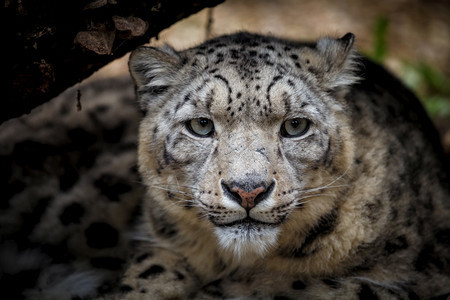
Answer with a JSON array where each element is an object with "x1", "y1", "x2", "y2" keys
[{"x1": 212, "y1": 217, "x2": 282, "y2": 229}]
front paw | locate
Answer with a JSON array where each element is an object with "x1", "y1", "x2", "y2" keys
[{"x1": 111, "y1": 247, "x2": 200, "y2": 299}]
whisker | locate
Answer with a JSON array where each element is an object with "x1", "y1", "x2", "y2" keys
[
  {"x1": 295, "y1": 193, "x2": 336, "y2": 206},
  {"x1": 152, "y1": 183, "x2": 201, "y2": 191},
  {"x1": 301, "y1": 184, "x2": 349, "y2": 194},
  {"x1": 150, "y1": 185, "x2": 195, "y2": 196},
  {"x1": 297, "y1": 165, "x2": 351, "y2": 194}
]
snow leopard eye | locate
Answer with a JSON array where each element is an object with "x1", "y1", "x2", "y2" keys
[
  {"x1": 281, "y1": 118, "x2": 310, "y2": 138},
  {"x1": 186, "y1": 118, "x2": 215, "y2": 137}
]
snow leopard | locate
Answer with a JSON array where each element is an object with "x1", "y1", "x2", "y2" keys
[{"x1": 1, "y1": 32, "x2": 449, "y2": 299}]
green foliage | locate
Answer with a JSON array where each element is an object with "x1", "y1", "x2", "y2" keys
[
  {"x1": 365, "y1": 15, "x2": 450, "y2": 118},
  {"x1": 370, "y1": 16, "x2": 390, "y2": 63},
  {"x1": 402, "y1": 63, "x2": 450, "y2": 117}
]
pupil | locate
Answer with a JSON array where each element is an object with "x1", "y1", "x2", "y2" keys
[
  {"x1": 200, "y1": 119, "x2": 209, "y2": 127},
  {"x1": 291, "y1": 120, "x2": 299, "y2": 128}
]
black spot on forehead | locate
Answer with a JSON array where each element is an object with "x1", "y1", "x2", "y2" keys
[{"x1": 213, "y1": 75, "x2": 232, "y2": 94}]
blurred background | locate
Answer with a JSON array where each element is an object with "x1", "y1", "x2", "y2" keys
[{"x1": 88, "y1": 0, "x2": 450, "y2": 154}]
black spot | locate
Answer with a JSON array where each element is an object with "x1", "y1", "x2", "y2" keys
[
  {"x1": 135, "y1": 253, "x2": 151, "y2": 263},
  {"x1": 435, "y1": 229, "x2": 450, "y2": 246},
  {"x1": 3, "y1": 180, "x2": 26, "y2": 204},
  {"x1": 79, "y1": 149, "x2": 99, "y2": 169},
  {"x1": 67, "y1": 128, "x2": 97, "y2": 148},
  {"x1": 175, "y1": 271, "x2": 185, "y2": 280},
  {"x1": 59, "y1": 164, "x2": 79, "y2": 191},
  {"x1": 291, "y1": 280, "x2": 306, "y2": 290},
  {"x1": 322, "y1": 278, "x2": 341, "y2": 289},
  {"x1": 138, "y1": 265, "x2": 165, "y2": 279},
  {"x1": 162, "y1": 144, "x2": 178, "y2": 165},
  {"x1": 430, "y1": 293, "x2": 450, "y2": 300},
  {"x1": 94, "y1": 174, "x2": 132, "y2": 202},
  {"x1": 308, "y1": 67, "x2": 319, "y2": 75},
  {"x1": 85, "y1": 222, "x2": 119, "y2": 249},
  {"x1": 59, "y1": 203, "x2": 85, "y2": 225},
  {"x1": 274, "y1": 296, "x2": 290, "y2": 300},
  {"x1": 19, "y1": 196, "x2": 53, "y2": 236},
  {"x1": 174, "y1": 102, "x2": 183, "y2": 113},
  {"x1": 103, "y1": 122, "x2": 126, "y2": 143},
  {"x1": 119, "y1": 285, "x2": 133, "y2": 293},
  {"x1": 290, "y1": 54, "x2": 298, "y2": 60},
  {"x1": 384, "y1": 235, "x2": 408, "y2": 254},
  {"x1": 415, "y1": 243, "x2": 445, "y2": 272},
  {"x1": 150, "y1": 206, "x2": 179, "y2": 238},
  {"x1": 13, "y1": 140, "x2": 55, "y2": 169},
  {"x1": 184, "y1": 93, "x2": 192, "y2": 102},
  {"x1": 95, "y1": 104, "x2": 109, "y2": 114},
  {"x1": 148, "y1": 86, "x2": 169, "y2": 95},
  {"x1": 231, "y1": 49, "x2": 240, "y2": 59},
  {"x1": 91, "y1": 257, "x2": 125, "y2": 270},
  {"x1": 0, "y1": 269, "x2": 41, "y2": 299},
  {"x1": 321, "y1": 139, "x2": 333, "y2": 167},
  {"x1": 292, "y1": 208, "x2": 338, "y2": 257},
  {"x1": 408, "y1": 290, "x2": 421, "y2": 300},
  {"x1": 358, "y1": 283, "x2": 378, "y2": 300}
]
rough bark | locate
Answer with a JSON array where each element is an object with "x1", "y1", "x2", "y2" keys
[{"x1": 4, "y1": 0, "x2": 224, "y2": 124}]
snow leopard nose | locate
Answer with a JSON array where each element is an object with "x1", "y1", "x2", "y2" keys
[{"x1": 221, "y1": 181, "x2": 275, "y2": 210}]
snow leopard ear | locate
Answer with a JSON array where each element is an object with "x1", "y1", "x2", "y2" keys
[
  {"x1": 129, "y1": 45, "x2": 182, "y2": 106},
  {"x1": 313, "y1": 33, "x2": 360, "y2": 90}
]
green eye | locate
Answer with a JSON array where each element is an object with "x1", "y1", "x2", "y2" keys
[
  {"x1": 281, "y1": 118, "x2": 310, "y2": 138},
  {"x1": 186, "y1": 118, "x2": 215, "y2": 137}
]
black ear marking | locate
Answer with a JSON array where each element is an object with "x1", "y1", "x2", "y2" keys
[{"x1": 340, "y1": 33, "x2": 355, "y2": 51}]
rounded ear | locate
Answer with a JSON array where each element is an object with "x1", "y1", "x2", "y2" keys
[
  {"x1": 316, "y1": 33, "x2": 355, "y2": 68},
  {"x1": 128, "y1": 45, "x2": 181, "y2": 91},
  {"x1": 314, "y1": 33, "x2": 360, "y2": 90},
  {"x1": 129, "y1": 45, "x2": 182, "y2": 111}
]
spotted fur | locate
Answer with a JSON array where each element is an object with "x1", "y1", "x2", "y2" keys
[
  {"x1": 0, "y1": 77, "x2": 143, "y2": 299},
  {"x1": 124, "y1": 32, "x2": 450, "y2": 299},
  {"x1": 1, "y1": 32, "x2": 449, "y2": 299}
]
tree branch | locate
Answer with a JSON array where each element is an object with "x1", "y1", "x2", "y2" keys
[{"x1": 4, "y1": 0, "x2": 224, "y2": 124}]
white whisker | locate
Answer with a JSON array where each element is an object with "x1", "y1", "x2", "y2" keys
[
  {"x1": 297, "y1": 166, "x2": 351, "y2": 195},
  {"x1": 150, "y1": 185, "x2": 194, "y2": 196}
]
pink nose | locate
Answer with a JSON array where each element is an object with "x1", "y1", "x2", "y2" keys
[{"x1": 231, "y1": 186, "x2": 266, "y2": 209}]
